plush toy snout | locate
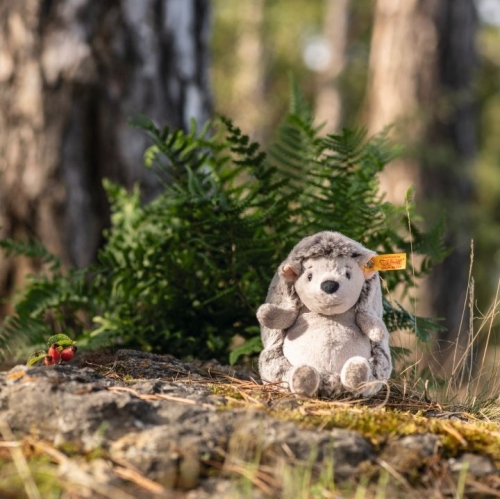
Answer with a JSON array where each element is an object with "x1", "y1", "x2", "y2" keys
[
  {"x1": 293, "y1": 256, "x2": 367, "y2": 316},
  {"x1": 320, "y1": 280, "x2": 339, "y2": 294}
]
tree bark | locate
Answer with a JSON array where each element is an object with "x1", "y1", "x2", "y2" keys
[
  {"x1": 230, "y1": 0, "x2": 266, "y2": 143},
  {"x1": 365, "y1": 0, "x2": 438, "y2": 202},
  {"x1": 421, "y1": 0, "x2": 477, "y2": 372},
  {"x1": 0, "y1": 0, "x2": 212, "y2": 312},
  {"x1": 314, "y1": 0, "x2": 350, "y2": 133},
  {"x1": 365, "y1": 0, "x2": 477, "y2": 372}
]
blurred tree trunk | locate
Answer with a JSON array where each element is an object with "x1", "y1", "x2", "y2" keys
[
  {"x1": 0, "y1": 0, "x2": 212, "y2": 314},
  {"x1": 421, "y1": 0, "x2": 477, "y2": 374},
  {"x1": 365, "y1": 0, "x2": 437, "y2": 201},
  {"x1": 365, "y1": 0, "x2": 477, "y2": 372},
  {"x1": 314, "y1": 0, "x2": 350, "y2": 133},
  {"x1": 231, "y1": 0, "x2": 266, "y2": 143}
]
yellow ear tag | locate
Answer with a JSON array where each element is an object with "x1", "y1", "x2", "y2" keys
[{"x1": 365, "y1": 253, "x2": 407, "y2": 271}]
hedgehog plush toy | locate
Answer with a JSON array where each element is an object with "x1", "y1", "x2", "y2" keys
[{"x1": 257, "y1": 231, "x2": 392, "y2": 398}]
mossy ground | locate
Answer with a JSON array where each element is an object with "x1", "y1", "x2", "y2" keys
[
  {"x1": 2, "y1": 353, "x2": 500, "y2": 498},
  {"x1": 204, "y1": 374, "x2": 500, "y2": 498},
  {"x1": 208, "y1": 376, "x2": 500, "y2": 450}
]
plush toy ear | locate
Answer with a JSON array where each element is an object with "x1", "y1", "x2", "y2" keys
[
  {"x1": 351, "y1": 251, "x2": 377, "y2": 280},
  {"x1": 363, "y1": 264, "x2": 377, "y2": 281},
  {"x1": 280, "y1": 263, "x2": 301, "y2": 282}
]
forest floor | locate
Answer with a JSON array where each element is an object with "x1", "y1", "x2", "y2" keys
[{"x1": 1, "y1": 349, "x2": 500, "y2": 499}]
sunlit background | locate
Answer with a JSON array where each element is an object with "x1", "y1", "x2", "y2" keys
[{"x1": 211, "y1": 0, "x2": 500, "y2": 332}]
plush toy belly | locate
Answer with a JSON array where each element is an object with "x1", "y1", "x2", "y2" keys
[{"x1": 283, "y1": 311, "x2": 372, "y2": 374}]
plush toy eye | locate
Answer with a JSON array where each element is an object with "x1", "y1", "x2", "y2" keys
[
  {"x1": 307, "y1": 273, "x2": 313, "y2": 281},
  {"x1": 346, "y1": 271, "x2": 351, "y2": 280}
]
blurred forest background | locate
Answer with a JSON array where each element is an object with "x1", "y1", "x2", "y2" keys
[{"x1": 0, "y1": 0, "x2": 499, "y2": 370}]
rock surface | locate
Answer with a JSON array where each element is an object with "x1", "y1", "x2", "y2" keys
[{"x1": 0, "y1": 349, "x2": 498, "y2": 498}]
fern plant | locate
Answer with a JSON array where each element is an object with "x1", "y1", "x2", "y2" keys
[
  {"x1": 0, "y1": 240, "x2": 98, "y2": 357},
  {"x1": 0, "y1": 88, "x2": 446, "y2": 362}
]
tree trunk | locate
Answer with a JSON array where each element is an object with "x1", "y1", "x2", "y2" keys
[
  {"x1": 365, "y1": 0, "x2": 477, "y2": 372},
  {"x1": 230, "y1": 0, "x2": 266, "y2": 143},
  {"x1": 0, "y1": 0, "x2": 212, "y2": 312},
  {"x1": 421, "y1": 0, "x2": 477, "y2": 373},
  {"x1": 314, "y1": 0, "x2": 350, "y2": 133},
  {"x1": 365, "y1": 0, "x2": 438, "y2": 202}
]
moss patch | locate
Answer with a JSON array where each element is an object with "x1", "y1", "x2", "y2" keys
[
  {"x1": 204, "y1": 379, "x2": 500, "y2": 470},
  {"x1": 275, "y1": 404, "x2": 500, "y2": 463}
]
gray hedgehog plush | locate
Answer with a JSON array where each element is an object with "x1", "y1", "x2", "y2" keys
[{"x1": 257, "y1": 231, "x2": 392, "y2": 398}]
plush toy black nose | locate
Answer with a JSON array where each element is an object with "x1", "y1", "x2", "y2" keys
[{"x1": 320, "y1": 280, "x2": 339, "y2": 294}]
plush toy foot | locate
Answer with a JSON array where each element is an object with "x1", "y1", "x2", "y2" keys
[
  {"x1": 356, "y1": 313, "x2": 388, "y2": 342},
  {"x1": 319, "y1": 373, "x2": 342, "y2": 398},
  {"x1": 340, "y1": 356, "x2": 382, "y2": 397},
  {"x1": 288, "y1": 365, "x2": 320, "y2": 397}
]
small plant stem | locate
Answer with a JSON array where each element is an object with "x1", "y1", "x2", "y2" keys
[
  {"x1": 450, "y1": 241, "x2": 474, "y2": 377},
  {"x1": 354, "y1": 476, "x2": 368, "y2": 499},
  {"x1": 479, "y1": 278, "x2": 500, "y2": 374},
  {"x1": 375, "y1": 468, "x2": 389, "y2": 499},
  {"x1": 455, "y1": 461, "x2": 469, "y2": 499},
  {"x1": 0, "y1": 421, "x2": 42, "y2": 499},
  {"x1": 405, "y1": 193, "x2": 419, "y2": 357}
]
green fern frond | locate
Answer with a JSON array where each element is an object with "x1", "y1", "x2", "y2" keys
[
  {"x1": 289, "y1": 74, "x2": 313, "y2": 121},
  {"x1": 0, "y1": 239, "x2": 61, "y2": 271},
  {"x1": 383, "y1": 299, "x2": 445, "y2": 342}
]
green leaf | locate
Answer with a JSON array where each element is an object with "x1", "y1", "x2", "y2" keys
[
  {"x1": 26, "y1": 350, "x2": 48, "y2": 366},
  {"x1": 229, "y1": 336, "x2": 263, "y2": 365},
  {"x1": 46, "y1": 334, "x2": 76, "y2": 348}
]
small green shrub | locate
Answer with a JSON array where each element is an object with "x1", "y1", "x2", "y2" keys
[{"x1": 0, "y1": 88, "x2": 445, "y2": 362}]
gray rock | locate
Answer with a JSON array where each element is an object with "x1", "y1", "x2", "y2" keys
[
  {"x1": 448, "y1": 453, "x2": 497, "y2": 477},
  {"x1": 2, "y1": 349, "x2": 496, "y2": 497},
  {"x1": 378, "y1": 433, "x2": 441, "y2": 474},
  {"x1": 396, "y1": 433, "x2": 440, "y2": 457},
  {"x1": 1, "y1": 365, "x2": 160, "y2": 449},
  {"x1": 0, "y1": 350, "x2": 375, "y2": 494},
  {"x1": 226, "y1": 411, "x2": 373, "y2": 478},
  {"x1": 109, "y1": 349, "x2": 257, "y2": 381}
]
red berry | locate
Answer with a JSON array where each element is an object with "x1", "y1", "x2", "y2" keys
[
  {"x1": 60, "y1": 345, "x2": 77, "y2": 362},
  {"x1": 44, "y1": 355, "x2": 55, "y2": 366},
  {"x1": 48, "y1": 343, "x2": 61, "y2": 364}
]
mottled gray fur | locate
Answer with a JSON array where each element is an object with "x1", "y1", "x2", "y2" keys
[{"x1": 257, "y1": 231, "x2": 392, "y2": 398}]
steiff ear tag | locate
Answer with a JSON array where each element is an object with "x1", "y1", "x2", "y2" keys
[{"x1": 365, "y1": 253, "x2": 407, "y2": 271}]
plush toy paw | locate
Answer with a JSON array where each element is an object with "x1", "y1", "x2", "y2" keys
[
  {"x1": 318, "y1": 373, "x2": 342, "y2": 398},
  {"x1": 257, "y1": 303, "x2": 298, "y2": 330},
  {"x1": 356, "y1": 313, "x2": 387, "y2": 343},
  {"x1": 288, "y1": 365, "x2": 320, "y2": 397},
  {"x1": 340, "y1": 356, "x2": 381, "y2": 397}
]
